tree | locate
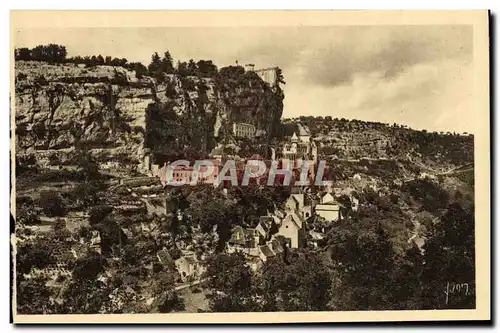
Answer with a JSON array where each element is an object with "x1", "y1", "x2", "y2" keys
[
  {"x1": 89, "y1": 205, "x2": 113, "y2": 225},
  {"x1": 72, "y1": 181, "x2": 100, "y2": 210},
  {"x1": 53, "y1": 218, "x2": 67, "y2": 237},
  {"x1": 196, "y1": 60, "x2": 218, "y2": 77},
  {"x1": 158, "y1": 290, "x2": 185, "y2": 313},
  {"x1": 16, "y1": 239, "x2": 59, "y2": 314},
  {"x1": 39, "y1": 191, "x2": 67, "y2": 217},
  {"x1": 26, "y1": 44, "x2": 67, "y2": 63},
  {"x1": 45, "y1": 44, "x2": 67, "y2": 62},
  {"x1": 187, "y1": 59, "x2": 197, "y2": 76},
  {"x1": 61, "y1": 278, "x2": 109, "y2": 314},
  {"x1": 15, "y1": 47, "x2": 31, "y2": 61},
  {"x1": 16, "y1": 241, "x2": 56, "y2": 275},
  {"x1": 129, "y1": 62, "x2": 148, "y2": 79},
  {"x1": 390, "y1": 244, "x2": 424, "y2": 310},
  {"x1": 30, "y1": 45, "x2": 45, "y2": 61},
  {"x1": 75, "y1": 152, "x2": 100, "y2": 181},
  {"x1": 327, "y1": 219, "x2": 398, "y2": 310},
  {"x1": 16, "y1": 277, "x2": 55, "y2": 314},
  {"x1": 83, "y1": 56, "x2": 91, "y2": 65},
  {"x1": 96, "y1": 54, "x2": 105, "y2": 65},
  {"x1": 161, "y1": 51, "x2": 175, "y2": 74},
  {"x1": 421, "y1": 202, "x2": 475, "y2": 309},
  {"x1": 148, "y1": 52, "x2": 162, "y2": 75},
  {"x1": 177, "y1": 61, "x2": 189, "y2": 77},
  {"x1": 203, "y1": 252, "x2": 257, "y2": 312},
  {"x1": 73, "y1": 251, "x2": 104, "y2": 281},
  {"x1": 185, "y1": 187, "x2": 239, "y2": 249},
  {"x1": 402, "y1": 178, "x2": 450, "y2": 213},
  {"x1": 259, "y1": 250, "x2": 332, "y2": 311}
]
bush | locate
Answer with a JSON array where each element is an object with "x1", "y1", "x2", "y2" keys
[
  {"x1": 112, "y1": 70, "x2": 128, "y2": 85},
  {"x1": 39, "y1": 191, "x2": 67, "y2": 217},
  {"x1": 16, "y1": 73, "x2": 28, "y2": 81},
  {"x1": 128, "y1": 62, "x2": 148, "y2": 79},
  {"x1": 34, "y1": 75, "x2": 49, "y2": 86},
  {"x1": 89, "y1": 205, "x2": 113, "y2": 225},
  {"x1": 15, "y1": 44, "x2": 67, "y2": 63}
]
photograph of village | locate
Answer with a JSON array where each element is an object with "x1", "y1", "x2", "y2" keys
[{"x1": 12, "y1": 22, "x2": 476, "y2": 316}]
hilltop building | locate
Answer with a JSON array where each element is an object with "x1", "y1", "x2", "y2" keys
[
  {"x1": 232, "y1": 122, "x2": 256, "y2": 139},
  {"x1": 245, "y1": 63, "x2": 279, "y2": 87},
  {"x1": 297, "y1": 123, "x2": 311, "y2": 143},
  {"x1": 278, "y1": 128, "x2": 318, "y2": 179}
]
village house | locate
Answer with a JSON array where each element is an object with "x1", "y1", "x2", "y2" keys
[
  {"x1": 285, "y1": 192, "x2": 312, "y2": 219},
  {"x1": 308, "y1": 230, "x2": 326, "y2": 249},
  {"x1": 160, "y1": 164, "x2": 193, "y2": 186},
  {"x1": 248, "y1": 256, "x2": 264, "y2": 272},
  {"x1": 258, "y1": 238, "x2": 284, "y2": 263},
  {"x1": 192, "y1": 159, "x2": 221, "y2": 185},
  {"x1": 157, "y1": 248, "x2": 175, "y2": 268},
  {"x1": 315, "y1": 192, "x2": 343, "y2": 222},
  {"x1": 209, "y1": 146, "x2": 224, "y2": 161},
  {"x1": 226, "y1": 225, "x2": 260, "y2": 257},
  {"x1": 350, "y1": 192, "x2": 360, "y2": 212},
  {"x1": 143, "y1": 196, "x2": 169, "y2": 217},
  {"x1": 90, "y1": 230, "x2": 102, "y2": 254},
  {"x1": 277, "y1": 210, "x2": 306, "y2": 248},
  {"x1": 160, "y1": 160, "x2": 221, "y2": 186},
  {"x1": 175, "y1": 253, "x2": 205, "y2": 283},
  {"x1": 255, "y1": 215, "x2": 280, "y2": 242}
]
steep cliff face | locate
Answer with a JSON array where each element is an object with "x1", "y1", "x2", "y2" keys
[{"x1": 14, "y1": 61, "x2": 283, "y2": 165}]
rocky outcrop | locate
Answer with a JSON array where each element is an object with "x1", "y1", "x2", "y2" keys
[{"x1": 14, "y1": 61, "x2": 284, "y2": 166}]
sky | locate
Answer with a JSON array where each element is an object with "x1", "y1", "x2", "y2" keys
[{"x1": 14, "y1": 25, "x2": 473, "y2": 133}]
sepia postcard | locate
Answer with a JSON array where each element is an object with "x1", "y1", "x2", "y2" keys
[{"x1": 10, "y1": 10, "x2": 490, "y2": 324}]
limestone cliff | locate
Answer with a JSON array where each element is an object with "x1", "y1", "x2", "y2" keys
[{"x1": 14, "y1": 61, "x2": 284, "y2": 166}]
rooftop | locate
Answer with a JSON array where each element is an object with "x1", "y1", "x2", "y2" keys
[{"x1": 259, "y1": 245, "x2": 275, "y2": 258}]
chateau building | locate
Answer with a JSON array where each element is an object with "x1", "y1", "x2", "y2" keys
[
  {"x1": 232, "y1": 122, "x2": 256, "y2": 138},
  {"x1": 245, "y1": 63, "x2": 279, "y2": 87}
]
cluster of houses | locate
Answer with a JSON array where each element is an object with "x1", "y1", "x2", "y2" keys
[
  {"x1": 152, "y1": 125, "x2": 319, "y2": 187},
  {"x1": 81, "y1": 124, "x2": 361, "y2": 285},
  {"x1": 161, "y1": 184, "x2": 360, "y2": 282},
  {"x1": 223, "y1": 186, "x2": 359, "y2": 272},
  {"x1": 120, "y1": 124, "x2": 364, "y2": 282}
]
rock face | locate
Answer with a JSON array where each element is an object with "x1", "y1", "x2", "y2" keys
[{"x1": 14, "y1": 61, "x2": 284, "y2": 166}]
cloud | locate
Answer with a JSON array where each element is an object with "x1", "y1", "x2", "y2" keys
[
  {"x1": 283, "y1": 57, "x2": 473, "y2": 133},
  {"x1": 297, "y1": 25, "x2": 472, "y2": 88},
  {"x1": 14, "y1": 25, "x2": 474, "y2": 133}
]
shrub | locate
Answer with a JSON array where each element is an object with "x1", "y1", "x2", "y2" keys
[
  {"x1": 34, "y1": 75, "x2": 49, "y2": 86},
  {"x1": 39, "y1": 191, "x2": 67, "y2": 217},
  {"x1": 16, "y1": 73, "x2": 28, "y2": 81}
]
